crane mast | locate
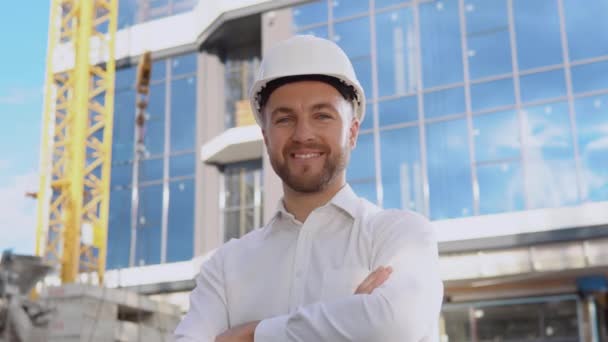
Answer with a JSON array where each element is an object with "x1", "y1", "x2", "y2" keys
[{"x1": 35, "y1": 0, "x2": 118, "y2": 284}]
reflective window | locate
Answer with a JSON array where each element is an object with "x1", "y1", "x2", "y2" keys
[
  {"x1": 378, "y1": 95, "x2": 417, "y2": 127},
  {"x1": 380, "y1": 127, "x2": 423, "y2": 212},
  {"x1": 348, "y1": 133, "x2": 377, "y2": 203},
  {"x1": 376, "y1": 0, "x2": 410, "y2": 9},
  {"x1": 443, "y1": 297, "x2": 580, "y2": 341},
  {"x1": 360, "y1": 104, "x2": 374, "y2": 131},
  {"x1": 473, "y1": 110, "x2": 520, "y2": 162},
  {"x1": 222, "y1": 161, "x2": 263, "y2": 242},
  {"x1": 424, "y1": 86, "x2": 466, "y2": 119},
  {"x1": 151, "y1": 59, "x2": 167, "y2": 82},
  {"x1": 170, "y1": 153, "x2": 195, "y2": 178},
  {"x1": 348, "y1": 133, "x2": 376, "y2": 182},
  {"x1": 513, "y1": 0, "x2": 563, "y2": 70},
  {"x1": 471, "y1": 78, "x2": 515, "y2": 112},
  {"x1": 571, "y1": 61, "x2": 608, "y2": 94},
  {"x1": 297, "y1": 25, "x2": 329, "y2": 39},
  {"x1": 575, "y1": 95, "x2": 608, "y2": 202},
  {"x1": 563, "y1": 0, "x2": 608, "y2": 61},
  {"x1": 145, "y1": 83, "x2": 166, "y2": 156},
  {"x1": 375, "y1": 8, "x2": 418, "y2": 97},
  {"x1": 167, "y1": 179, "x2": 194, "y2": 262},
  {"x1": 466, "y1": 0, "x2": 512, "y2": 80},
  {"x1": 170, "y1": 76, "x2": 196, "y2": 152},
  {"x1": 292, "y1": 1, "x2": 328, "y2": 29},
  {"x1": 225, "y1": 57, "x2": 260, "y2": 129},
  {"x1": 117, "y1": 0, "x2": 198, "y2": 28},
  {"x1": 113, "y1": 90, "x2": 135, "y2": 162},
  {"x1": 420, "y1": 0, "x2": 464, "y2": 88},
  {"x1": 333, "y1": 0, "x2": 369, "y2": 19},
  {"x1": 116, "y1": 67, "x2": 135, "y2": 91},
  {"x1": 523, "y1": 102, "x2": 579, "y2": 208},
  {"x1": 140, "y1": 158, "x2": 163, "y2": 182},
  {"x1": 135, "y1": 184, "x2": 163, "y2": 266},
  {"x1": 520, "y1": 69, "x2": 566, "y2": 104},
  {"x1": 111, "y1": 163, "x2": 132, "y2": 188},
  {"x1": 467, "y1": 30, "x2": 512, "y2": 80},
  {"x1": 333, "y1": 16, "x2": 371, "y2": 59},
  {"x1": 351, "y1": 182, "x2": 378, "y2": 205},
  {"x1": 478, "y1": 162, "x2": 525, "y2": 214},
  {"x1": 172, "y1": 53, "x2": 197, "y2": 76},
  {"x1": 107, "y1": 189, "x2": 131, "y2": 269},
  {"x1": 352, "y1": 57, "x2": 373, "y2": 99},
  {"x1": 426, "y1": 119, "x2": 473, "y2": 219}
]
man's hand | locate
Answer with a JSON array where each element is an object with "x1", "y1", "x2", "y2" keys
[
  {"x1": 215, "y1": 321, "x2": 260, "y2": 342},
  {"x1": 355, "y1": 266, "x2": 393, "y2": 294}
]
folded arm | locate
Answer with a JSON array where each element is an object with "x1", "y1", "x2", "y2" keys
[{"x1": 254, "y1": 212, "x2": 444, "y2": 342}]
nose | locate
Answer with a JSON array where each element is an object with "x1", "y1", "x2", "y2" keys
[{"x1": 291, "y1": 118, "x2": 315, "y2": 143}]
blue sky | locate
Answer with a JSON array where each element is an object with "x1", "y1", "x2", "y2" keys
[{"x1": 0, "y1": 4, "x2": 49, "y2": 254}]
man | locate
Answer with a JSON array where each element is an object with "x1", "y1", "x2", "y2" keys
[{"x1": 175, "y1": 35, "x2": 443, "y2": 342}]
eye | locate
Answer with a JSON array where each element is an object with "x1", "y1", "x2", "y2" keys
[
  {"x1": 316, "y1": 113, "x2": 334, "y2": 120},
  {"x1": 274, "y1": 116, "x2": 292, "y2": 124}
]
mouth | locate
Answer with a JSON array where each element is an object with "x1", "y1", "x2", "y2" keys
[{"x1": 291, "y1": 152, "x2": 324, "y2": 160}]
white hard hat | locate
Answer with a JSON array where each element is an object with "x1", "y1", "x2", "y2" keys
[{"x1": 249, "y1": 35, "x2": 366, "y2": 126}]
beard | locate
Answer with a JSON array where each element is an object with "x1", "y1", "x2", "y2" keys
[{"x1": 270, "y1": 142, "x2": 350, "y2": 193}]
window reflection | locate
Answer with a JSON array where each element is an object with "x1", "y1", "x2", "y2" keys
[
  {"x1": 380, "y1": 127, "x2": 423, "y2": 212},
  {"x1": 575, "y1": 95, "x2": 608, "y2": 202},
  {"x1": 136, "y1": 184, "x2": 163, "y2": 266},
  {"x1": 375, "y1": 8, "x2": 418, "y2": 97},
  {"x1": 471, "y1": 78, "x2": 515, "y2": 112},
  {"x1": 333, "y1": 16, "x2": 371, "y2": 59},
  {"x1": 420, "y1": 0, "x2": 464, "y2": 88},
  {"x1": 107, "y1": 189, "x2": 131, "y2": 269},
  {"x1": 563, "y1": 0, "x2": 608, "y2": 61},
  {"x1": 571, "y1": 60, "x2": 608, "y2": 94},
  {"x1": 348, "y1": 133, "x2": 377, "y2": 204},
  {"x1": 332, "y1": 0, "x2": 368, "y2": 19},
  {"x1": 473, "y1": 109, "x2": 520, "y2": 162},
  {"x1": 523, "y1": 102, "x2": 579, "y2": 208},
  {"x1": 170, "y1": 76, "x2": 196, "y2": 152},
  {"x1": 478, "y1": 162, "x2": 525, "y2": 214},
  {"x1": 426, "y1": 119, "x2": 473, "y2": 219},
  {"x1": 292, "y1": 0, "x2": 328, "y2": 30},
  {"x1": 520, "y1": 69, "x2": 566, "y2": 104},
  {"x1": 167, "y1": 179, "x2": 194, "y2": 262},
  {"x1": 424, "y1": 86, "x2": 466, "y2": 119},
  {"x1": 465, "y1": 0, "x2": 512, "y2": 80},
  {"x1": 378, "y1": 95, "x2": 418, "y2": 127},
  {"x1": 222, "y1": 161, "x2": 263, "y2": 242},
  {"x1": 513, "y1": 0, "x2": 563, "y2": 70}
]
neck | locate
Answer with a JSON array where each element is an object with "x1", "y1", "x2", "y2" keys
[{"x1": 282, "y1": 175, "x2": 346, "y2": 223}]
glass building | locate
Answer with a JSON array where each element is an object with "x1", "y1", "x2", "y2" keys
[{"x1": 98, "y1": 0, "x2": 608, "y2": 339}]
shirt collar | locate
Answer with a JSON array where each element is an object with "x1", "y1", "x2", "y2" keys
[{"x1": 272, "y1": 183, "x2": 359, "y2": 222}]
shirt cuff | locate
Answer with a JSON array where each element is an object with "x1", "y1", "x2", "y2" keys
[{"x1": 254, "y1": 315, "x2": 288, "y2": 341}]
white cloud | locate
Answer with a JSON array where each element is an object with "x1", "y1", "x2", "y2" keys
[{"x1": 0, "y1": 170, "x2": 39, "y2": 254}]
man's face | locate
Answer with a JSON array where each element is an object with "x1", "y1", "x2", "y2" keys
[{"x1": 262, "y1": 80, "x2": 360, "y2": 194}]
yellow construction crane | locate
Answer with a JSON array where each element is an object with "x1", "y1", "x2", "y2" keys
[{"x1": 35, "y1": 0, "x2": 118, "y2": 284}]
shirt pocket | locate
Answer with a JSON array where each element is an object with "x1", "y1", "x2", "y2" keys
[{"x1": 321, "y1": 266, "x2": 369, "y2": 301}]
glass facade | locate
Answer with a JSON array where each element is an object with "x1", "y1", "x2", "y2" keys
[
  {"x1": 107, "y1": 53, "x2": 197, "y2": 269},
  {"x1": 221, "y1": 160, "x2": 263, "y2": 242},
  {"x1": 442, "y1": 296, "x2": 580, "y2": 341},
  {"x1": 293, "y1": 0, "x2": 608, "y2": 220},
  {"x1": 118, "y1": 0, "x2": 198, "y2": 29}
]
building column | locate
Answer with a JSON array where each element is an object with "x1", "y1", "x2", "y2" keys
[{"x1": 195, "y1": 52, "x2": 225, "y2": 256}]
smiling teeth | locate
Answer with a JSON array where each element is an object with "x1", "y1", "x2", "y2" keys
[{"x1": 294, "y1": 153, "x2": 321, "y2": 159}]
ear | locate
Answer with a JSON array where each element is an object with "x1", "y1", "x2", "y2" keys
[{"x1": 349, "y1": 117, "x2": 360, "y2": 149}]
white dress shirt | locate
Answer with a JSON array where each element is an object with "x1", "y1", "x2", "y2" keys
[{"x1": 174, "y1": 184, "x2": 443, "y2": 341}]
